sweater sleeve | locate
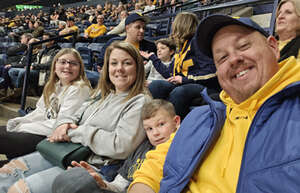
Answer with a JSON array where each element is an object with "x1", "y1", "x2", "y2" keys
[
  {"x1": 149, "y1": 54, "x2": 172, "y2": 79},
  {"x1": 128, "y1": 134, "x2": 175, "y2": 193},
  {"x1": 68, "y1": 96, "x2": 146, "y2": 160},
  {"x1": 6, "y1": 96, "x2": 46, "y2": 131},
  {"x1": 53, "y1": 84, "x2": 91, "y2": 129}
]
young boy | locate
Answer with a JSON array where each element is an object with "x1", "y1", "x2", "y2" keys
[
  {"x1": 52, "y1": 99, "x2": 180, "y2": 193},
  {"x1": 142, "y1": 38, "x2": 176, "y2": 86}
]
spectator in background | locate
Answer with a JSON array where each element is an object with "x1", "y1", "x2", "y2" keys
[
  {"x1": 107, "y1": 10, "x2": 128, "y2": 37},
  {"x1": 129, "y1": 14, "x2": 300, "y2": 193},
  {"x1": 143, "y1": 0, "x2": 156, "y2": 13},
  {"x1": 142, "y1": 38, "x2": 176, "y2": 86},
  {"x1": 55, "y1": 21, "x2": 66, "y2": 35},
  {"x1": 90, "y1": 13, "x2": 156, "y2": 86},
  {"x1": 146, "y1": 12, "x2": 220, "y2": 119},
  {"x1": 32, "y1": 20, "x2": 44, "y2": 38},
  {"x1": 79, "y1": 15, "x2": 107, "y2": 42},
  {"x1": 59, "y1": 16, "x2": 79, "y2": 42},
  {"x1": 276, "y1": 0, "x2": 300, "y2": 61},
  {"x1": 94, "y1": 10, "x2": 129, "y2": 43},
  {"x1": 0, "y1": 34, "x2": 35, "y2": 102},
  {"x1": 31, "y1": 32, "x2": 61, "y2": 87}
]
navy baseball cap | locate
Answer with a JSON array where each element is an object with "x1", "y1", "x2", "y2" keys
[
  {"x1": 196, "y1": 14, "x2": 269, "y2": 58},
  {"x1": 125, "y1": 13, "x2": 149, "y2": 26}
]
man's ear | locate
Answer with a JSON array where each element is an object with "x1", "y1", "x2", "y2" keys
[{"x1": 267, "y1": 36, "x2": 280, "y2": 60}]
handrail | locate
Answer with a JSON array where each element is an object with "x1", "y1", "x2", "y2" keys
[{"x1": 19, "y1": 32, "x2": 77, "y2": 116}]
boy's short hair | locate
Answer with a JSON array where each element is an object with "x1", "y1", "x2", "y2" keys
[
  {"x1": 141, "y1": 99, "x2": 176, "y2": 120},
  {"x1": 155, "y1": 38, "x2": 176, "y2": 52}
]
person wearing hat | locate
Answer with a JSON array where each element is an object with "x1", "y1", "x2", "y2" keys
[
  {"x1": 128, "y1": 15, "x2": 300, "y2": 193},
  {"x1": 59, "y1": 16, "x2": 79, "y2": 41},
  {"x1": 86, "y1": 13, "x2": 156, "y2": 87},
  {"x1": 97, "y1": 13, "x2": 156, "y2": 68}
]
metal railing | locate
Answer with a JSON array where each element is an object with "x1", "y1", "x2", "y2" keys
[{"x1": 19, "y1": 32, "x2": 77, "y2": 115}]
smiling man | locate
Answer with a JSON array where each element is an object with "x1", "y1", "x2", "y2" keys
[{"x1": 128, "y1": 15, "x2": 300, "y2": 193}]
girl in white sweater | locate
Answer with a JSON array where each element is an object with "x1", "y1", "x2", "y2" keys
[{"x1": 0, "y1": 48, "x2": 91, "y2": 162}]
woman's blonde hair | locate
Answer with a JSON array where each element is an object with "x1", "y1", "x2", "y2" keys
[
  {"x1": 170, "y1": 12, "x2": 199, "y2": 49},
  {"x1": 276, "y1": 0, "x2": 300, "y2": 35},
  {"x1": 92, "y1": 41, "x2": 145, "y2": 101},
  {"x1": 43, "y1": 48, "x2": 91, "y2": 108}
]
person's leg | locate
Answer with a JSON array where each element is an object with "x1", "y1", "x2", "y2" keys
[
  {"x1": 52, "y1": 167, "x2": 101, "y2": 193},
  {"x1": 148, "y1": 80, "x2": 176, "y2": 99},
  {"x1": 17, "y1": 69, "x2": 39, "y2": 89},
  {"x1": 0, "y1": 152, "x2": 56, "y2": 193},
  {"x1": 168, "y1": 83, "x2": 205, "y2": 119},
  {"x1": 0, "y1": 126, "x2": 46, "y2": 160},
  {"x1": 8, "y1": 68, "x2": 21, "y2": 88},
  {"x1": 7, "y1": 166, "x2": 63, "y2": 193}
]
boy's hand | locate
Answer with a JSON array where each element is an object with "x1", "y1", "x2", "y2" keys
[
  {"x1": 140, "y1": 51, "x2": 154, "y2": 59},
  {"x1": 167, "y1": 75, "x2": 182, "y2": 84},
  {"x1": 70, "y1": 161, "x2": 107, "y2": 188}
]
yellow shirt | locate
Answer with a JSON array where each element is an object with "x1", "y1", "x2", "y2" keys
[
  {"x1": 130, "y1": 57, "x2": 300, "y2": 193},
  {"x1": 64, "y1": 25, "x2": 79, "y2": 40},
  {"x1": 84, "y1": 24, "x2": 107, "y2": 38}
]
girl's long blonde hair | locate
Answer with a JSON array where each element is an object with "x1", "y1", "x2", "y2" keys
[
  {"x1": 170, "y1": 12, "x2": 199, "y2": 50},
  {"x1": 92, "y1": 41, "x2": 145, "y2": 101},
  {"x1": 43, "y1": 48, "x2": 91, "y2": 108}
]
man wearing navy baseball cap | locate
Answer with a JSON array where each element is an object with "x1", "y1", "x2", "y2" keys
[
  {"x1": 97, "y1": 12, "x2": 156, "y2": 68},
  {"x1": 129, "y1": 14, "x2": 300, "y2": 193}
]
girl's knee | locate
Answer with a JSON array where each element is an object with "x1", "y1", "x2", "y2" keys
[
  {"x1": 7, "y1": 179, "x2": 30, "y2": 193},
  {"x1": 0, "y1": 160, "x2": 28, "y2": 174}
]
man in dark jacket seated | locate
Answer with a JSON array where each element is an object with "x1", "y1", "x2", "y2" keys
[{"x1": 128, "y1": 15, "x2": 300, "y2": 193}]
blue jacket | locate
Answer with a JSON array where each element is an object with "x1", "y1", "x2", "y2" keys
[{"x1": 160, "y1": 83, "x2": 300, "y2": 193}]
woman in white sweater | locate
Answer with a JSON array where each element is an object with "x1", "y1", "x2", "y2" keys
[
  {"x1": 0, "y1": 41, "x2": 149, "y2": 193},
  {"x1": 0, "y1": 48, "x2": 91, "y2": 162}
]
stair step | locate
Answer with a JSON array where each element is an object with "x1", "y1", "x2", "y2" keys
[
  {"x1": 0, "y1": 103, "x2": 20, "y2": 120},
  {"x1": 0, "y1": 96, "x2": 40, "y2": 125}
]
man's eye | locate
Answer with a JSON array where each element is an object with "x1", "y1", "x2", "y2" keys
[{"x1": 217, "y1": 55, "x2": 227, "y2": 64}]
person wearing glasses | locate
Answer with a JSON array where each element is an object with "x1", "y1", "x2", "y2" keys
[
  {"x1": 0, "y1": 48, "x2": 91, "y2": 166},
  {"x1": 0, "y1": 41, "x2": 149, "y2": 193}
]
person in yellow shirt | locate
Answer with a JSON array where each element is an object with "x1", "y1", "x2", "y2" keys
[
  {"x1": 128, "y1": 15, "x2": 300, "y2": 193},
  {"x1": 59, "y1": 17, "x2": 79, "y2": 42},
  {"x1": 82, "y1": 14, "x2": 107, "y2": 41}
]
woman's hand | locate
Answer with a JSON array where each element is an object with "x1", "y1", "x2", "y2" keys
[
  {"x1": 70, "y1": 161, "x2": 107, "y2": 188},
  {"x1": 48, "y1": 123, "x2": 77, "y2": 142}
]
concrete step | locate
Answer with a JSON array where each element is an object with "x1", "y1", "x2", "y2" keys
[{"x1": 0, "y1": 96, "x2": 40, "y2": 126}]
